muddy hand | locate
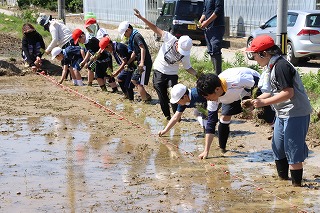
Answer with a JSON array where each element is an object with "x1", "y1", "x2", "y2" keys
[
  {"x1": 241, "y1": 99, "x2": 253, "y2": 108},
  {"x1": 198, "y1": 151, "x2": 208, "y2": 159},
  {"x1": 133, "y1": 8, "x2": 142, "y2": 18}
]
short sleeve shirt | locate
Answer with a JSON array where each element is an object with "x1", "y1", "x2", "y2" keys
[
  {"x1": 207, "y1": 67, "x2": 260, "y2": 111},
  {"x1": 177, "y1": 88, "x2": 207, "y2": 112},
  {"x1": 153, "y1": 31, "x2": 192, "y2": 75}
]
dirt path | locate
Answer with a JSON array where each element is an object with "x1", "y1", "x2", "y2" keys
[{"x1": 0, "y1": 58, "x2": 319, "y2": 212}]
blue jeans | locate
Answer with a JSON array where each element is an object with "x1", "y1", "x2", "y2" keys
[{"x1": 272, "y1": 115, "x2": 310, "y2": 164}]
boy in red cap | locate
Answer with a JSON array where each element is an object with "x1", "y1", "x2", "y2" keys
[
  {"x1": 72, "y1": 29, "x2": 118, "y2": 92},
  {"x1": 98, "y1": 37, "x2": 135, "y2": 100},
  {"x1": 247, "y1": 35, "x2": 312, "y2": 187}
]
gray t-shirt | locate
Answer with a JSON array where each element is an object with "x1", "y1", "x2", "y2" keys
[{"x1": 270, "y1": 58, "x2": 312, "y2": 118}]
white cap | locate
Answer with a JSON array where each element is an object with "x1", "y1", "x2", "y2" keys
[
  {"x1": 118, "y1": 21, "x2": 130, "y2": 39},
  {"x1": 51, "y1": 47, "x2": 62, "y2": 60},
  {"x1": 177, "y1": 35, "x2": 192, "y2": 56},
  {"x1": 170, "y1": 84, "x2": 187, "y2": 104}
]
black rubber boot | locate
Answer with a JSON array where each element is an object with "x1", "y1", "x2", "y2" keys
[
  {"x1": 290, "y1": 169, "x2": 303, "y2": 187},
  {"x1": 275, "y1": 158, "x2": 289, "y2": 180},
  {"x1": 100, "y1": 84, "x2": 107, "y2": 92},
  {"x1": 210, "y1": 54, "x2": 222, "y2": 75},
  {"x1": 127, "y1": 88, "x2": 134, "y2": 101},
  {"x1": 218, "y1": 122, "x2": 230, "y2": 152}
]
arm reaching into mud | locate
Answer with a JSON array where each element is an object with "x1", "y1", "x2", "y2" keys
[{"x1": 158, "y1": 111, "x2": 183, "y2": 137}]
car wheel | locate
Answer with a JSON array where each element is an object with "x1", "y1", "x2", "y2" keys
[
  {"x1": 246, "y1": 37, "x2": 254, "y2": 60},
  {"x1": 287, "y1": 42, "x2": 299, "y2": 66}
]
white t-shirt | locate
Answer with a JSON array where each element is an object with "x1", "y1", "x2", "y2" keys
[
  {"x1": 153, "y1": 31, "x2": 192, "y2": 75},
  {"x1": 207, "y1": 67, "x2": 260, "y2": 111},
  {"x1": 46, "y1": 20, "x2": 72, "y2": 52}
]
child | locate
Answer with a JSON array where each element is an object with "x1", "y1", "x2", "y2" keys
[
  {"x1": 118, "y1": 21, "x2": 152, "y2": 102},
  {"x1": 98, "y1": 37, "x2": 135, "y2": 100},
  {"x1": 247, "y1": 35, "x2": 312, "y2": 187},
  {"x1": 51, "y1": 46, "x2": 85, "y2": 86},
  {"x1": 72, "y1": 29, "x2": 118, "y2": 92}
]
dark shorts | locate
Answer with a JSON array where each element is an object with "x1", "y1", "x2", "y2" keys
[
  {"x1": 118, "y1": 70, "x2": 133, "y2": 88},
  {"x1": 72, "y1": 58, "x2": 83, "y2": 71},
  {"x1": 131, "y1": 61, "x2": 152, "y2": 85},
  {"x1": 94, "y1": 61, "x2": 108, "y2": 79}
]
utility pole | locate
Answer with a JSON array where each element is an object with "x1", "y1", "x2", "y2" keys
[
  {"x1": 58, "y1": 0, "x2": 66, "y2": 23},
  {"x1": 276, "y1": 0, "x2": 288, "y2": 55}
]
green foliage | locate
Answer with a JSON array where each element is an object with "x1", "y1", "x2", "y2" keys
[
  {"x1": 0, "y1": 13, "x2": 50, "y2": 39},
  {"x1": 66, "y1": 0, "x2": 83, "y2": 13},
  {"x1": 301, "y1": 70, "x2": 320, "y2": 94},
  {"x1": 16, "y1": 0, "x2": 82, "y2": 13},
  {"x1": 18, "y1": 9, "x2": 39, "y2": 23}
]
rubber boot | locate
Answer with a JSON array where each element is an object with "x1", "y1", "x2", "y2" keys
[
  {"x1": 218, "y1": 122, "x2": 230, "y2": 153},
  {"x1": 100, "y1": 84, "x2": 107, "y2": 92},
  {"x1": 275, "y1": 158, "x2": 289, "y2": 180},
  {"x1": 127, "y1": 88, "x2": 134, "y2": 101},
  {"x1": 210, "y1": 54, "x2": 222, "y2": 75},
  {"x1": 290, "y1": 169, "x2": 303, "y2": 187}
]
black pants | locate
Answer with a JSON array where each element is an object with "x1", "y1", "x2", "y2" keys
[{"x1": 153, "y1": 70, "x2": 178, "y2": 117}]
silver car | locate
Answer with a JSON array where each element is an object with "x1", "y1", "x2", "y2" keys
[{"x1": 246, "y1": 10, "x2": 320, "y2": 65}]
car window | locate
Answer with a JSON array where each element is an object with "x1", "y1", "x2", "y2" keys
[
  {"x1": 306, "y1": 14, "x2": 320, "y2": 27},
  {"x1": 287, "y1": 14, "x2": 298, "y2": 27},
  {"x1": 163, "y1": 3, "x2": 174, "y2": 16},
  {"x1": 175, "y1": 1, "x2": 203, "y2": 19},
  {"x1": 265, "y1": 17, "x2": 277, "y2": 28}
]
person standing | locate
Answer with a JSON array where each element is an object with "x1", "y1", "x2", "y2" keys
[
  {"x1": 118, "y1": 20, "x2": 152, "y2": 102},
  {"x1": 247, "y1": 35, "x2": 312, "y2": 187},
  {"x1": 133, "y1": 8, "x2": 197, "y2": 119},
  {"x1": 21, "y1": 23, "x2": 45, "y2": 72},
  {"x1": 198, "y1": 0, "x2": 225, "y2": 75}
]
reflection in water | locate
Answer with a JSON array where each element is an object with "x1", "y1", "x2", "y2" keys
[{"x1": 0, "y1": 114, "x2": 319, "y2": 212}]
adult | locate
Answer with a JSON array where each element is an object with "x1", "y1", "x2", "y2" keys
[
  {"x1": 37, "y1": 14, "x2": 73, "y2": 54},
  {"x1": 247, "y1": 35, "x2": 312, "y2": 187},
  {"x1": 21, "y1": 23, "x2": 45, "y2": 72},
  {"x1": 134, "y1": 9, "x2": 197, "y2": 120},
  {"x1": 196, "y1": 67, "x2": 275, "y2": 158},
  {"x1": 198, "y1": 0, "x2": 225, "y2": 75},
  {"x1": 118, "y1": 20, "x2": 152, "y2": 102},
  {"x1": 158, "y1": 84, "x2": 207, "y2": 136}
]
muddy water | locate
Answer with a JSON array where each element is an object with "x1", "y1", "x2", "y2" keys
[{"x1": 0, "y1": 75, "x2": 319, "y2": 212}]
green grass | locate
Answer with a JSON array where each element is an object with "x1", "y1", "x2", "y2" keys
[{"x1": 0, "y1": 12, "x2": 50, "y2": 39}]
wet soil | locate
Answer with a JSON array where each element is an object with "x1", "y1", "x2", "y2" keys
[{"x1": 0, "y1": 32, "x2": 319, "y2": 212}]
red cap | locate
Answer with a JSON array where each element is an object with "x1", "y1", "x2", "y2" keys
[
  {"x1": 99, "y1": 37, "x2": 111, "y2": 50},
  {"x1": 85, "y1": 18, "x2": 97, "y2": 28},
  {"x1": 72, "y1": 29, "x2": 83, "y2": 45},
  {"x1": 245, "y1": 35, "x2": 275, "y2": 52}
]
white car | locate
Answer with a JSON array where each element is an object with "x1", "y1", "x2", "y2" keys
[{"x1": 246, "y1": 10, "x2": 320, "y2": 65}]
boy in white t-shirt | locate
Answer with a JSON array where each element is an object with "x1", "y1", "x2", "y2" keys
[
  {"x1": 134, "y1": 9, "x2": 198, "y2": 120},
  {"x1": 196, "y1": 67, "x2": 275, "y2": 159}
]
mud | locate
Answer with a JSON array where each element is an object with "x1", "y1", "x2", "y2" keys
[{"x1": 0, "y1": 58, "x2": 319, "y2": 213}]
